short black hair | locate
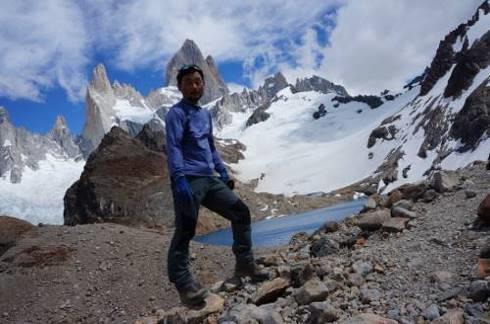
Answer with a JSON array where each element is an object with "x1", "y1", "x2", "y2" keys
[{"x1": 176, "y1": 64, "x2": 204, "y2": 86}]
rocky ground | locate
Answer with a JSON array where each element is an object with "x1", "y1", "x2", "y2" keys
[
  {"x1": 0, "y1": 162, "x2": 489, "y2": 324},
  {"x1": 135, "y1": 161, "x2": 490, "y2": 324},
  {"x1": 0, "y1": 223, "x2": 241, "y2": 324}
]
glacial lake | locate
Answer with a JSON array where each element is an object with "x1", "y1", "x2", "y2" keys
[{"x1": 194, "y1": 198, "x2": 367, "y2": 247}]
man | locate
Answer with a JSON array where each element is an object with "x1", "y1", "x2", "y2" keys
[{"x1": 165, "y1": 64, "x2": 267, "y2": 307}]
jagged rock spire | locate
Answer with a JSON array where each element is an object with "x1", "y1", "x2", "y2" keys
[
  {"x1": 165, "y1": 39, "x2": 229, "y2": 104},
  {"x1": 0, "y1": 106, "x2": 10, "y2": 124},
  {"x1": 52, "y1": 115, "x2": 68, "y2": 131},
  {"x1": 79, "y1": 64, "x2": 117, "y2": 157},
  {"x1": 48, "y1": 115, "x2": 80, "y2": 157},
  {"x1": 90, "y1": 64, "x2": 113, "y2": 94}
]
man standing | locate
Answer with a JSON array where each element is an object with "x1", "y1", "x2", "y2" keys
[{"x1": 165, "y1": 64, "x2": 267, "y2": 307}]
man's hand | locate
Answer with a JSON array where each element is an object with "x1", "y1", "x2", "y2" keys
[
  {"x1": 219, "y1": 170, "x2": 235, "y2": 190},
  {"x1": 174, "y1": 176, "x2": 194, "y2": 206},
  {"x1": 218, "y1": 170, "x2": 229, "y2": 183}
]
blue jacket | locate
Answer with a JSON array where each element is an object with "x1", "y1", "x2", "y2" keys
[{"x1": 165, "y1": 99, "x2": 226, "y2": 180}]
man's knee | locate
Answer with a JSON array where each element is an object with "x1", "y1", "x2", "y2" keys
[{"x1": 232, "y1": 199, "x2": 251, "y2": 225}]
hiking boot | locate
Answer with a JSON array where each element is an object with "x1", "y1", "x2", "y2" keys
[
  {"x1": 234, "y1": 261, "x2": 269, "y2": 282},
  {"x1": 177, "y1": 281, "x2": 209, "y2": 307}
]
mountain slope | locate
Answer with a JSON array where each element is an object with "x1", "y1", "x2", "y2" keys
[
  {"x1": 220, "y1": 2, "x2": 489, "y2": 195},
  {"x1": 219, "y1": 87, "x2": 418, "y2": 194}
]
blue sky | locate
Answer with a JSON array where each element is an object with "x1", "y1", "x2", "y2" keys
[{"x1": 0, "y1": 0, "x2": 482, "y2": 135}]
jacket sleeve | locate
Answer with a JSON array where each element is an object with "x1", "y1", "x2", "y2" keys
[
  {"x1": 208, "y1": 113, "x2": 227, "y2": 174},
  {"x1": 165, "y1": 108, "x2": 186, "y2": 180}
]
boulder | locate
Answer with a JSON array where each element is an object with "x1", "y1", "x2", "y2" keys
[
  {"x1": 423, "y1": 189, "x2": 438, "y2": 203},
  {"x1": 392, "y1": 199, "x2": 414, "y2": 210},
  {"x1": 252, "y1": 277, "x2": 290, "y2": 305},
  {"x1": 64, "y1": 127, "x2": 174, "y2": 229},
  {"x1": 467, "y1": 280, "x2": 490, "y2": 302},
  {"x1": 356, "y1": 209, "x2": 391, "y2": 231},
  {"x1": 360, "y1": 288, "x2": 382, "y2": 304},
  {"x1": 431, "y1": 171, "x2": 460, "y2": 193},
  {"x1": 0, "y1": 216, "x2": 34, "y2": 257},
  {"x1": 396, "y1": 182, "x2": 429, "y2": 201},
  {"x1": 477, "y1": 194, "x2": 490, "y2": 223},
  {"x1": 294, "y1": 277, "x2": 329, "y2": 305},
  {"x1": 220, "y1": 303, "x2": 284, "y2": 324},
  {"x1": 309, "y1": 301, "x2": 338, "y2": 323},
  {"x1": 310, "y1": 237, "x2": 340, "y2": 257},
  {"x1": 391, "y1": 206, "x2": 418, "y2": 219},
  {"x1": 382, "y1": 217, "x2": 409, "y2": 232}
]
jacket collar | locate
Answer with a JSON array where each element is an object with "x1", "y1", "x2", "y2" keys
[{"x1": 180, "y1": 98, "x2": 202, "y2": 110}]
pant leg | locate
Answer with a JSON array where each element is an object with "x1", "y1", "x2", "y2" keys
[
  {"x1": 201, "y1": 177, "x2": 254, "y2": 264},
  {"x1": 167, "y1": 176, "x2": 208, "y2": 288}
]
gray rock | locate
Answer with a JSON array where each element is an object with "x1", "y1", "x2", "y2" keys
[
  {"x1": 252, "y1": 277, "x2": 290, "y2": 305},
  {"x1": 465, "y1": 303, "x2": 484, "y2": 317},
  {"x1": 356, "y1": 209, "x2": 391, "y2": 231},
  {"x1": 352, "y1": 260, "x2": 374, "y2": 276},
  {"x1": 310, "y1": 237, "x2": 340, "y2": 257},
  {"x1": 430, "y1": 271, "x2": 454, "y2": 284},
  {"x1": 422, "y1": 304, "x2": 440, "y2": 320},
  {"x1": 423, "y1": 189, "x2": 438, "y2": 202},
  {"x1": 309, "y1": 301, "x2": 339, "y2": 323},
  {"x1": 437, "y1": 287, "x2": 463, "y2": 302},
  {"x1": 468, "y1": 280, "x2": 490, "y2": 302},
  {"x1": 294, "y1": 277, "x2": 329, "y2": 305},
  {"x1": 363, "y1": 197, "x2": 378, "y2": 211},
  {"x1": 220, "y1": 303, "x2": 283, "y2": 324},
  {"x1": 347, "y1": 273, "x2": 365, "y2": 287},
  {"x1": 431, "y1": 171, "x2": 459, "y2": 193},
  {"x1": 391, "y1": 206, "x2": 418, "y2": 219},
  {"x1": 382, "y1": 217, "x2": 409, "y2": 232},
  {"x1": 291, "y1": 262, "x2": 316, "y2": 287},
  {"x1": 360, "y1": 288, "x2": 382, "y2": 304},
  {"x1": 393, "y1": 199, "x2": 415, "y2": 211},
  {"x1": 465, "y1": 190, "x2": 477, "y2": 199}
]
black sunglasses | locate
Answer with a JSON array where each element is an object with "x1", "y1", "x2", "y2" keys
[{"x1": 178, "y1": 64, "x2": 203, "y2": 73}]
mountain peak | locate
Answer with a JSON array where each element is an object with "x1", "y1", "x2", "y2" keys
[
  {"x1": 0, "y1": 106, "x2": 10, "y2": 124},
  {"x1": 90, "y1": 63, "x2": 112, "y2": 94},
  {"x1": 52, "y1": 115, "x2": 68, "y2": 132},
  {"x1": 164, "y1": 39, "x2": 228, "y2": 104},
  {"x1": 258, "y1": 72, "x2": 290, "y2": 100},
  {"x1": 181, "y1": 39, "x2": 200, "y2": 53},
  {"x1": 294, "y1": 75, "x2": 349, "y2": 97}
]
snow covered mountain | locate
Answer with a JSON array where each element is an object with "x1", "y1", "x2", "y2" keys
[
  {"x1": 1, "y1": 2, "x2": 488, "y2": 225},
  {"x1": 78, "y1": 64, "x2": 171, "y2": 157},
  {"x1": 0, "y1": 108, "x2": 84, "y2": 224},
  {"x1": 219, "y1": 1, "x2": 489, "y2": 195}
]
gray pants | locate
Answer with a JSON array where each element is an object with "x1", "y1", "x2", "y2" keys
[{"x1": 167, "y1": 176, "x2": 253, "y2": 289}]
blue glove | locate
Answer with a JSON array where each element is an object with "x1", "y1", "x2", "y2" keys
[
  {"x1": 218, "y1": 170, "x2": 235, "y2": 190},
  {"x1": 174, "y1": 176, "x2": 193, "y2": 206},
  {"x1": 218, "y1": 170, "x2": 229, "y2": 183}
]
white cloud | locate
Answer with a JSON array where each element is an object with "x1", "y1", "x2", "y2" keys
[
  {"x1": 94, "y1": 1, "x2": 343, "y2": 70},
  {"x1": 320, "y1": 0, "x2": 483, "y2": 94},
  {"x1": 0, "y1": 0, "x2": 483, "y2": 103},
  {"x1": 0, "y1": 1, "x2": 89, "y2": 102}
]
